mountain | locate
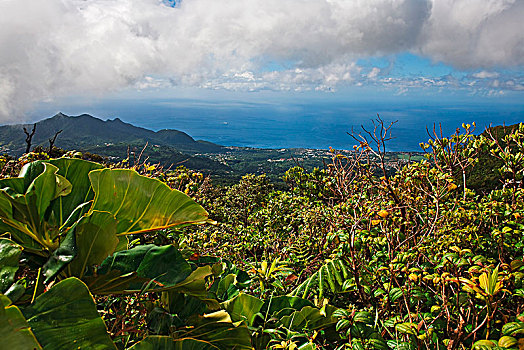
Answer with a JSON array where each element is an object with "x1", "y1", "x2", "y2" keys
[
  {"x1": 0, "y1": 112, "x2": 224, "y2": 155},
  {"x1": 0, "y1": 113, "x2": 229, "y2": 172}
]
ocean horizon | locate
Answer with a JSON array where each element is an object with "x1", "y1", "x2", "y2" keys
[{"x1": 32, "y1": 99, "x2": 524, "y2": 152}]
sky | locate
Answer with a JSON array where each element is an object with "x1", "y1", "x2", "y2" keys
[{"x1": 0, "y1": 0, "x2": 523, "y2": 125}]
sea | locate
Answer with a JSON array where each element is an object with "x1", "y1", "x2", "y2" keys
[{"x1": 36, "y1": 99, "x2": 524, "y2": 152}]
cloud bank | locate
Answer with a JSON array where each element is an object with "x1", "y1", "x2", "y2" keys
[{"x1": 0, "y1": 0, "x2": 523, "y2": 121}]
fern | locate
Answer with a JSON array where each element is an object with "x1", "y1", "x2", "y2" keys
[{"x1": 291, "y1": 258, "x2": 352, "y2": 299}]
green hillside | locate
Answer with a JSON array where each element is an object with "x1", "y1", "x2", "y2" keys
[
  {"x1": 0, "y1": 113, "x2": 229, "y2": 172},
  {"x1": 0, "y1": 112, "x2": 224, "y2": 154}
]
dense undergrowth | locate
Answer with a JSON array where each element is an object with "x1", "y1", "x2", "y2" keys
[{"x1": 1, "y1": 121, "x2": 524, "y2": 350}]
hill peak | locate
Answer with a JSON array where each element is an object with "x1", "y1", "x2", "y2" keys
[{"x1": 52, "y1": 112, "x2": 67, "y2": 119}]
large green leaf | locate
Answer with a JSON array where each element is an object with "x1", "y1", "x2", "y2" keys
[
  {"x1": 0, "y1": 163, "x2": 72, "y2": 250},
  {"x1": 158, "y1": 264, "x2": 221, "y2": 312},
  {"x1": 221, "y1": 293, "x2": 264, "y2": 327},
  {"x1": 130, "y1": 336, "x2": 180, "y2": 350},
  {"x1": 42, "y1": 228, "x2": 77, "y2": 283},
  {"x1": 130, "y1": 336, "x2": 218, "y2": 350},
  {"x1": 84, "y1": 244, "x2": 193, "y2": 294},
  {"x1": 89, "y1": 169, "x2": 210, "y2": 235},
  {"x1": 260, "y1": 296, "x2": 314, "y2": 319},
  {"x1": 23, "y1": 277, "x2": 116, "y2": 350},
  {"x1": 132, "y1": 312, "x2": 254, "y2": 349},
  {"x1": 0, "y1": 196, "x2": 40, "y2": 249},
  {"x1": 170, "y1": 265, "x2": 217, "y2": 301},
  {"x1": 0, "y1": 238, "x2": 22, "y2": 293},
  {"x1": 161, "y1": 292, "x2": 209, "y2": 327},
  {"x1": 43, "y1": 209, "x2": 117, "y2": 283},
  {"x1": 42, "y1": 158, "x2": 104, "y2": 226},
  {"x1": 65, "y1": 211, "x2": 119, "y2": 278},
  {"x1": 3, "y1": 159, "x2": 103, "y2": 249},
  {"x1": 20, "y1": 162, "x2": 72, "y2": 222},
  {"x1": 0, "y1": 294, "x2": 42, "y2": 349},
  {"x1": 176, "y1": 312, "x2": 253, "y2": 350},
  {"x1": 279, "y1": 305, "x2": 338, "y2": 331},
  {"x1": 206, "y1": 259, "x2": 251, "y2": 302}
]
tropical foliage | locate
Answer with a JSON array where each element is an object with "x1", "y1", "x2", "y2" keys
[{"x1": 1, "y1": 122, "x2": 524, "y2": 349}]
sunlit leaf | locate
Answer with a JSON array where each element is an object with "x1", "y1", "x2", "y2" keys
[{"x1": 89, "y1": 169, "x2": 210, "y2": 236}]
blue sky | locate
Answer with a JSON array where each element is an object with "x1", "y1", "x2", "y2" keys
[{"x1": 0, "y1": 0, "x2": 522, "y2": 124}]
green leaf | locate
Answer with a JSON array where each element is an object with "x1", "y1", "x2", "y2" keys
[
  {"x1": 84, "y1": 244, "x2": 192, "y2": 294},
  {"x1": 4, "y1": 280, "x2": 26, "y2": 303},
  {"x1": 0, "y1": 163, "x2": 72, "y2": 250},
  {"x1": 389, "y1": 288, "x2": 404, "y2": 303},
  {"x1": 395, "y1": 322, "x2": 418, "y2": 335},
  {"x1": 354, "y1": 311, "x2": 373, "y2": 324},
  {"x1": 387, "y1": 342, "x2": 416, "y2": 350},
  {"x1": 160, "y1": 292, "x2": 208, "y2": 325},
  {"x1": 22, "y1": 277, "x2": 115, "y2": 350},
  {"x1": 129, "y1": 336, "x2": 180, "y2": 350},
  {"x1": 348, "y1": 322, "x2": 375, "y2": 339},
  {"x1": 130, "y1": 336, "x2": 223, "y2": 350},
  {"x1": 472, "y1": 339, "x2": 497, "y2": 349},
  {"x1": 88, "y1": 169, "x2": 210, "y2": 236},
  {"x1": 0, "y1": 238, "x2": 22, "y2": 293},
  {"x1": 221, "y1": 293, "x2": 264, "y2": 326},
  {"x1": 0, "y1": 294, "x2": 42, "y2": 350},
  {"x1": 42, "y1": 158, "x2": 104, "y2": 226},
  {"x1": 368, "y1": 338, "x2": 389, "y2": 350},
  {"x1": 215, "y1": 274, "x2": 238, "y2": 299},
  {"x1": 171, "y1": 265, "x2": 220, "y2": 309},
  {"x1": 178, "y1": 315, "x2": 253, "y2": 350},
  {"x1": 336, "y1": 319, "x2": 351, "y2": 331},
  {"x1": 65, "y1": 211, "x2": 118, "y2": 279},
  {"x1": 42, "y1": 228, "x2": 76, "y2": 283},
  {"x1": 351, "y1": 340, "x2": 365, "y2": 350},
  {"x1": 501, "y1": 322, "x2": 524, "y2": 336},
  {"x1": 147, "y1": 307, "x2": 174, "y2": 335},
  {"x1": 498, "y1": 336, "x2": 517, "y2": 348},
  {"x1": 132, "y1": 312, "x2": 253, "y2": 349},
  {"x1": 23, "y1": 162, "x2": 72, "y2": 222},
  {"x1": 0, "y1": 160, "x2": 103, "y2": 253},
  {"x1": 260, "y1": 296, "x2": 314, "y2": 319},
  {"x1": 280, "y1": 305, "x2": 338, "y2": 331},
  {"x1": 510, "y1": 260, "x2": 524, "y2": 271},
  {"x1": 157, "y1": 266, "x2": 220, "y2": 312}
]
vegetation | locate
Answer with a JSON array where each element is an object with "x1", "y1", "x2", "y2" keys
[{"x1": 1, "y1": 121, "x2": 524, "y2": 349}]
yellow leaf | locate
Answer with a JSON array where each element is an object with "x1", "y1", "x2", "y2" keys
[
  {"x1": 479, "y1": 273, "x2": 489, "y2": 294},
  {"x1": 377, "y1": 210, "x2": 389, "y2": 218},
  {"x1": 408, "y1": 273, "x2": 419, "y2": 282}
]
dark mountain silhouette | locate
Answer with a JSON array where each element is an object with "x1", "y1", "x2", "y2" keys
[
  {"x1": 0, "y1": 113, "x2": 229, "y2": 172},
  {"x1": 0, "y1": 112, "x2": 224, "y2": 155}
]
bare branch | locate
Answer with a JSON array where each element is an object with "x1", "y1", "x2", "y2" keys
[
  {"x1": 48, "y1": 130, "x2": 63, "y2": 154},
  {"x1": 23, "y1": 123, "x2": 37, "y2": 154}
]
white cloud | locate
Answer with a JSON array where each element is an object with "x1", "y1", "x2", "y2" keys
[
  {"x1": 0, "y1": 0, "x2": 522, "y2": 121},
  {"x1": 367, "y1": 67, "x2": 381, "y2": 79},
  {"x1": 419, "y1": 0, "x2": 524, "y2": 69},
  {"x1": 473, "y1": 71, "x2": 500, "y2": 79}
]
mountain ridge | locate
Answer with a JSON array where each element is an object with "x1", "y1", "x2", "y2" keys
[
  {"x1": 0, "y1": 112, "x2": 224, "y2": 155},
  {"x1": 0, "y1": 113, "x2": 229, "y2": 173}
]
